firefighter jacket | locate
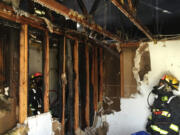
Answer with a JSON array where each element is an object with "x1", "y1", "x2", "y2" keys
[{"x1": 146, "y1": 88, "x2": 180, "y2": 135}]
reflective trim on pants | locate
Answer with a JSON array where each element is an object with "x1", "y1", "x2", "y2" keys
[
  {"x1": 150, "y1": 125, "x2": 168, "y2": 135},
  {"x1": 169, "y1": 123, "x2": 179, "y2": 132}
]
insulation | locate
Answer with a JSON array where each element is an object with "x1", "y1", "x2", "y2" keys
[
  {"x1": 2, "y1": 0, "x2": 20, "y2": 9},
  {"x1": 0, "y1": 94, "x2": 11, "y2": 117},
  {"x1": 4, "y1": 124, "x2": 28, "y2": 135},
  {"x1": 75, "y1": 114, "x2": 109, "y2": 135}
]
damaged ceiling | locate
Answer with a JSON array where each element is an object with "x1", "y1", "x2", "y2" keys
[
  {"x1": 58, "y1": 0, "x2": 180, "y2": 41},
  {"x1": 2, "y1": 0, "x2": 180, "y2": 43},
  {"x1": 59, "y1": 0, "x2": 180, "y2": 40}
]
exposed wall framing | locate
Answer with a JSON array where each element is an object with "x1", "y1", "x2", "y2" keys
[{"x1": 0, "y1": 1, "x2": 123, "y2": 133}]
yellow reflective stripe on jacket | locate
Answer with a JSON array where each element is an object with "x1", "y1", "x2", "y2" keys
[
  {"x1": 161, "y1": 111, "x2": 171, "y2": 117},
  {"x1": 169, "y1": 124, "x2": 179, "y2": 132},
  {"x1": 148, "y1": 115, "x2": 152, "y2": 120},
  {"x1": 151, "y1": 125, "x2": 168, "y2": 135}
]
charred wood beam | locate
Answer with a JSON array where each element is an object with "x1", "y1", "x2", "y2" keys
[
  {"x1": 120, "y1": 52, "x2": 124, "y2": 97},
  {"x1": 94, "y1": 47, "x2": 98, "y2": 111},
  {"x1": 77, "y1": 0, "x2": 88, "y2": 15},
  {"x1": 85, "y1": 45, "x2": 90, "y2": 127},
  {"x1": 61, "y1": 37, "x2": 66, "y2": 135},
  {"x1": 32, "y1": 0, "x2": 122, "y2": 42},
  {"x1": 99, "y1": 48, "x2": 103, "y2": 102},
  {"x1": 74, "y1": 40, "x2": 80, "y2": 130},
  {"x1": 89, "y1": 0, "x2": 101, "y2": 15},
  {"x1": 66, "y1": 39, "x2": 74, "y2": 134},
  {"x1": 110, "y1": 0, "x2": 154, "y2": 41},
  {"x1": 91, "y1": 48, "x2": 95, "y2": 111}
]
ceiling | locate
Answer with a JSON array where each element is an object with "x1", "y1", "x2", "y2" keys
[
  {"x1": 58, "y1": 0, "x2": 180, "y2": 41},
  {"x1": 6, "y1": 0, "x2": 180, "y2": 42}
]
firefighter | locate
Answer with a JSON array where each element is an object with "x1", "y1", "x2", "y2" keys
[
  {"x1": 28, "y1": 72, "x2": 43, "y2": 115},
  {"x1": 146, "y1": 74, "x2": 180, "y2": 135}
]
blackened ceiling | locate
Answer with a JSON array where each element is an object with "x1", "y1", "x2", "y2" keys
[
  {"x1": 57, "y1": 0, "x2": 180, "y2": 41},
  {"x1": 4, "y1": 0, "x2": 180, "y2": 42}
]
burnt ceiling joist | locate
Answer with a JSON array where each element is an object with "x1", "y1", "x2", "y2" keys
[
  {"x1": 32, "y1": 0, "x2": 122, "y2": 42},
  {"x1": 110, "y1": 0, "x2": 154, "y2": 41}
]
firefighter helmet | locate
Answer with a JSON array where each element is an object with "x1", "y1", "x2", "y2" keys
[
  {"x1": 31, "y1": 72, "x2": 42, "y2": 79},
  {"x1": 160, "y1": 74, "x2": 179, "y2": 90}
]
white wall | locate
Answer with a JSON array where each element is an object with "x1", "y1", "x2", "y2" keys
[
  {"x1": 106, "y1": 40, "x2": 180, "y2": 135},
  {"x1": 28, "y1": 112, "x2": 53, "y2": 135}
]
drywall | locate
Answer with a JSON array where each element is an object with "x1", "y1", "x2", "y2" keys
[
  {"x1": 28, "y1": 112, "x2": 53, "y2": 135},
  {"x1": 106, "y1": 40, "x2": 180, "y2": 135}
]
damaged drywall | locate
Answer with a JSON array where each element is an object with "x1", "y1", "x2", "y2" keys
[
  {"x1": 133, "y1": 43, "x2": 151, "y2": 88},
  {"x1": 75, "y1": 113, "x2": 109, "y2": 135},
  {"x1": 106, "y1": 40, "x2": 180, "y2": 135},
  {"x1": 52, "y1": 118, "x2": 61, "y2": 135}
]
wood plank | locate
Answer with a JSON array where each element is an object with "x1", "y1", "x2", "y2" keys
[
  {"x1": 99, "y1": 48, "x2": 103, "y2": 102},
  {"x1": 74, "y1": 40, "x2": 79, "y2": 130},
  {"x1": 120, "y1": 52, "x2": 124, "y2": 97},
  {"x1": 44, "y1": 31, "x2": 50, "y2": 112},
  {"x1": 61, "y1": 37, "x2": 66, "y2": 135},
  {"x1": 85, "y1": 45, "x2": 90, "y2": 127},
  {"x1": 19, "y1": 24, "x2": 28, "y2": 123},
  {"x1": 94, "y1": 47, "x2": 98, "y2": 111}
]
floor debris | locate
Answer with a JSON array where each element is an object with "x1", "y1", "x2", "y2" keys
[{"x1": 4, "y1": 124, "x2": 28, "y2": 135}]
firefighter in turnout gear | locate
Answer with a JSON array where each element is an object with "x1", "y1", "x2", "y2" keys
[
  {"x1": 28, "y1": 72, "x2": 43, "y2": 115},
  {"x1": 146, "y1": 74, "x2": 180, "y2": 135}
]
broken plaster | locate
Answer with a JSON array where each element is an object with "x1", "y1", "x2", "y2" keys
[{"x1": 133, "y1": 43, "x2": 151, "y2": 90}]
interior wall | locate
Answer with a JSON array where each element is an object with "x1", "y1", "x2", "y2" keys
[{"x1": 106, "y1": 40, "x2": 180, "y2": 135}]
